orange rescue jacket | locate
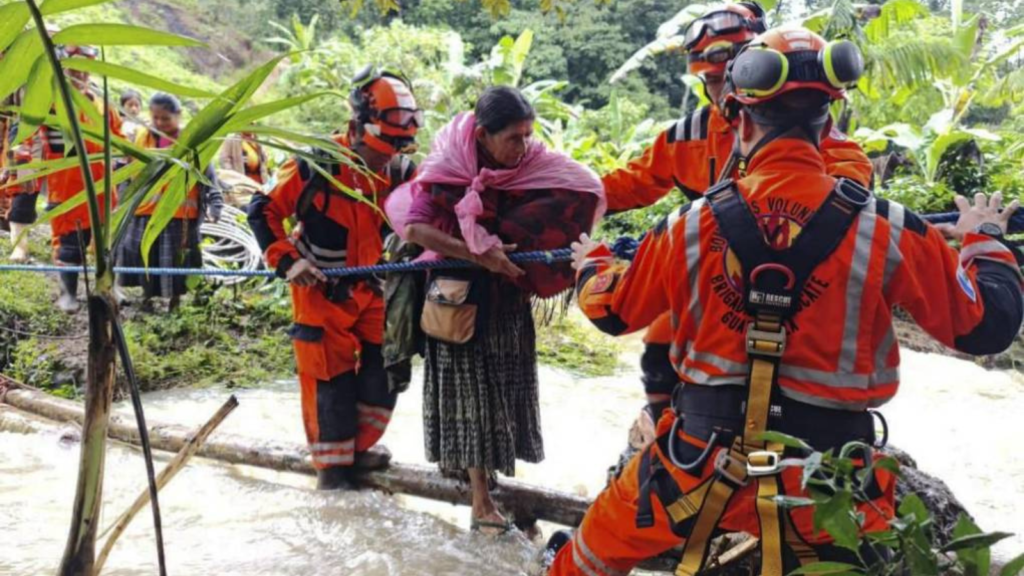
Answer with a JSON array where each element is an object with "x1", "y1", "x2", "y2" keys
[
  {"x1": 578, "y1": 138, "x2": 1022, "y2": 411},
  {"x1": 602, "y1": 106, "x2": 873, "y2": 212}
]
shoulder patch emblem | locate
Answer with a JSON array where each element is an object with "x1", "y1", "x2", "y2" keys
[
  {"x1": 590, "y1": 272, "x2": 615, "y2": 294},
  {"x1": 956, "y1": 264, "x2": 977, "y2": 303}
]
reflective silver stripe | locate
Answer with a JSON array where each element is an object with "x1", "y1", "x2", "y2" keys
[
  {"x1": 686, "y1": 349, "x2": 747, "y2": 374},
  {"x1": 357, "y1": 403, "x2": 393, "y2": 418},
  {"x1": 574, "y1": 532, "x2": 626, "y2": 576},
  {"x1": 960, "y1": 239, "x2": 1013, "y2": 264},
  {"x1": 666, "y1": 205, "x2": 684, "y2": 234},
  {"x1": 296, "y1": 241, "x2": 346, "y2": 268},
  {"x1": 689, "y1": 109, "x2": 703, "y2": 141},
  {"x1": 357, "y1": 417, "x2": 387, "y2": 432},
  {"x1": 873, "y1": 326, "x2": 897, "y2": 377},
  {"x1": 684, "y1": 199, "x2": 705, "y2": 328},
  {"x1": 882, "y1": 202, "x2": 904, "y2": 289},
  {"x1": 838, "y1": 206, "x2": 877, "y2": 373},
  {"x1": 778, "y1": 364, "x2": 899, "y2": 390},
  {"x1": 300, "y1": 237, "x2": 348, "y2": 259},
  {"x1": 310, "y1": 440, "x2": 355, "y2": 453},
  {"x1": 314, "y1": 454, "x2": 354, "y2": 465},
  {"x1": 680, "y1": 364, "x2": 746, "y2": 386}
]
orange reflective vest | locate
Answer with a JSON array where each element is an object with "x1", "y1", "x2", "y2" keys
[
  {"x1": 133, "y1": 129, "x2": 201, "y2": 219},
  {"x1": 578, "y1": 138, "x2": 1022, "y2": 411},
  {"x1": 41, "y1": 91, "x2": 122, "y2": 236},
  {"x1": 602, "y1": 105, "x2": 873, "y2": 213}
]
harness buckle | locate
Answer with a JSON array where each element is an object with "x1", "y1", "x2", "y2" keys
[
  {"x1": 746, "y1": 450, "x2": 782, "y2": 477},
  {"x1": 746, "y1": 324, "x2": 787, "y2": 358},
  {"x1": 713, "y1": 450, "x2": 748, "y2": 487}
]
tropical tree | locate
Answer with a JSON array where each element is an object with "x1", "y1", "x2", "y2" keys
[{"x1": 0, "y1": 1, "x2": 345, "y2": 573}]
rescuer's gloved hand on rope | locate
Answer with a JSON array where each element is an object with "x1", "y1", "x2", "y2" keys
[
  {"x1": 936, "y1": 192, "x2": 1020, "y2": 241},
  {"x1": 570, "y1": 233, "x2": 603, "y2": 271},
  {"x1": 285, "y1": 257, "x2": 327, "y2": 286},
  {"x1": 472, "y1": 243, "x2": 525, "y2": 278}
]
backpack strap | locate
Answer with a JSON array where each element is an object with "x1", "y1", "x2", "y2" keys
[
  {"x1": 703, "y1": 177, "x2": 872, "y2": 322},
  {"x1": 295, "y1": 149, "x2": 341, "y2": 220},
  {"x1": 672, "y1": 177, "x2": 872, "y2": 576}
]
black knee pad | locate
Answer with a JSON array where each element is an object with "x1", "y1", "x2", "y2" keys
[
  {"x1": 357, "y1": 343, "x2": 397, "y2": 410},
  {"x1": 316, "y1": 372, "x2": 359, "y2": 441},
  {"x1": 640, "y1": 343, "x2": 678, "y2": 396}
]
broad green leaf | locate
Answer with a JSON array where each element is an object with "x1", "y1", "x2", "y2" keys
[
  {"x1": 953, "y1": 16, "x2": 979, "y2": 60},
  {"x1": 221, "y1": 92, "x2": 342, "y2": 132},
  {"x1": 32, "y1": 161, "x2": 142, "y2": 229},
  {"x1": 813, "y1": 491, "x2": 861, "y2": 552},
  {"x1": 0, "y1": 30, "x2": 44, "y2": 102},
  {"x1": 802, "y1": 451, "x2": 824, "y2": 490},
  {"x1": 926, "y1": 131, "x2": 972, "y2": 183},
  {"x1": 54, "y1": 24, "x2": 205, "y2": 48},
  {"x1": 950, "y1": 515, "x2": 991, "y2": 576},
  {"x1": 109, "y1": 159, "x2": 170, "y2": 250},
  {"x1": 1000, "y1": 552, "x2": 1024, "y2": 576},
  {"x1": 1, "y1": 153, "x2": 112, "y2": 188},
  {"x1": 61, "y1": 58, "x2": 216, "y2": 98},
  {"x1": 176, "y1": 55, "x2": 288, "y2": 154},
  {"x1": 897, "y1": 493, "x2": 930, "y2": 524},
  {"x1": 940, "y1": 532, "x2": 1013, "y2": 553},
  {"x1": 788, "y1": 561, "x2": 862, "y2": 575},
  {"x1": 15, "y1": 55, "x2": 54, "y2": 145},
  {"x1": 758, "y1": 431, "x2": 813, "y2": 451},
  {"x1": 40, "y1": 0, "x2": 116, "y2": 16},
  {"x1": 0, "y1": 4, "x2": 30, "y2": 53}
]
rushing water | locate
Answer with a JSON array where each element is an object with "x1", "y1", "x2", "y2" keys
[{"x1": 1, "y1": 349, "x2": 1022, "y2": 575}]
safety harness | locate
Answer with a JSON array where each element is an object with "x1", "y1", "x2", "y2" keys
[{"x1": 636, "y1": 176, "x2": 872, "y2": 576}]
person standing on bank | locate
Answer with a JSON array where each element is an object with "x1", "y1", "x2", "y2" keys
[
  {"x1": 117, "y1": 93, "x2": 223, "y2": 312},
  {"x1": 386, "y1": 87, "x2": 605, "y2": 534}
]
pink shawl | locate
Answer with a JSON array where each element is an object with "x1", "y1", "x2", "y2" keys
[{"x1": 385, "y1": 112, "x2": 605, "y2": 255}]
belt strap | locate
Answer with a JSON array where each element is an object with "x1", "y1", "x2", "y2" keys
[{"x1": 675, "y1": 311, "x2": 787, "y2": 576}]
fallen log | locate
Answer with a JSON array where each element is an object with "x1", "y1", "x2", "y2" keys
[{"x1": 0, "y1": 382, "x2": 592, "y2": 528}]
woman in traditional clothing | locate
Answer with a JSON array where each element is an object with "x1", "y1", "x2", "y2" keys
[
  {"x1": 387, "y1": 87, "x2": 605, "y2": 534},
  {"x1": 117, "y1": 93, "x2": 223, "y2": 312}
]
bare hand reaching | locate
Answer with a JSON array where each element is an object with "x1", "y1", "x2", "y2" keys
[
  {"x1": 286, "y1": 258, "x2": 327, "y2": 286},
  {"x1": 570, "y1": 233, "x2": 604, "y2": 271},
  {"x1": 936, "y1": 192, "x2": 1020, "y2": 241}
]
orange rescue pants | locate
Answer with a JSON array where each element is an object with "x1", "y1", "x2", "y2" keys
[
  {"x1": 290, "y1": 282, "x2": 396, "y2": 470},
  {"x1": 550, "y1": 413, "x2": 897, "y2": 576}
]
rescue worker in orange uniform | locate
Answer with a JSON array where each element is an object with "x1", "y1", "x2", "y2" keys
[
  {"x1": 602, "y1": 3, "x2": 875, "y2": 425},
  {"x1": 2, "y1": 87, "x2": 40, "y2": 263},
  {"x1": 41, "y1": 43, "x2": 122, "y2": 312},
  {"x1": 550, "y1": 28, "x2": 1023, "y2": 575},
  {"x1": 248, "y1": 66, "x2": 420, "y2": 490}
]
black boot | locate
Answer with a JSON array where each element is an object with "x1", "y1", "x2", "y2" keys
[
  {"x1": 540, "y1": 530, "x2": 573, "y2": 571},
  {"x1": 354, "y1": 445, "x2": 392, "y2": 472},
  {"x1": 316, "y1": 466, "x2": 356, "y2": 491}
]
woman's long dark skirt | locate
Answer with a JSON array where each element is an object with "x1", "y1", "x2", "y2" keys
[
  {"x1": 423, "y1": 285, "x2": 544, "y2": 477},
  {"x1": 116, "y1": 215, "x2": 201, "y2": 298}
]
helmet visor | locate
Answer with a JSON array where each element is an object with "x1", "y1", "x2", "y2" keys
[
  {"x1": 683, "y1": 11, "x2": 749, "y2": 51},
  {"x1": 377, "y1": 107, "x2": 423, "y2": 130}
]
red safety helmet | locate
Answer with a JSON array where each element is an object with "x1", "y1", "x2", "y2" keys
[
  {"x1": 349, "y1": 65, "x2": 421, "y2": 156},
  {"x1": 724, "y1": 27, "x2": 864, "y2": 107},
  {"x1": 685, "y1": 2, "x2": 766, "y2": 77}
]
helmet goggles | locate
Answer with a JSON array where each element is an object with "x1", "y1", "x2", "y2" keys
[{"x1": 683, "y1": 10, "x2": 761, "y2": 52}]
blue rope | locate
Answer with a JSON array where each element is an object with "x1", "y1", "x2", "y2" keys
[{"x1": 1, "y1": 209, "x2": 1020, "y2": 278}]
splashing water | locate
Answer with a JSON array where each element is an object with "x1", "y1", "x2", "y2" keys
[{"x1": 0, "y1": 350, "x2": 1021, "y2": 574}]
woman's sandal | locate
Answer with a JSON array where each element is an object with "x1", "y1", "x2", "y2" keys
[{"x1": 471, "y1": 516, "x2": 515, "y2": 536}]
